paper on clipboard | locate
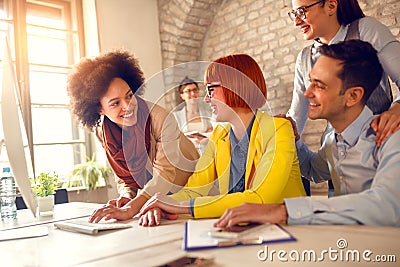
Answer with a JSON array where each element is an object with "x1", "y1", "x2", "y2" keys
[{"x1": 183, "y1": 219, "x2": 296, "y2": 251}]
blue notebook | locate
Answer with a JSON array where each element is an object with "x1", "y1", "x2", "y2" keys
[{"x1": 182, "y1": 219, "x2": 296, "y2": 251}]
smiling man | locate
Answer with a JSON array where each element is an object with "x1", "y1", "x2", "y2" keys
[{"x1": 215, "y1": 40, "x2": 400, "y2": 227}]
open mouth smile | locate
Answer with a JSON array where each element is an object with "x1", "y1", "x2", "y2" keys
[
  {"x1": 121, "y1": 110, "x2": 134, "y2": 118},
  {"x1": 309, "y1": 103, "x2": 320, "y2": 108}
]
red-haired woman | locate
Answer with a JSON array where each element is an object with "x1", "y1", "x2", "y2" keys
[{"x1": 134, "y1": 54, "x2": 307, "y2": 225}]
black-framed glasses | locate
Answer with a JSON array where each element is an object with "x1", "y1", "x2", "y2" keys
[
  {"x1": 288, "y1": 0, "x2": 324, "y2": 21},
  {"x1": 205, "y1": 83, "x2": 221, "y2": 98},
  {"x1": 182, "y1": 87, "x2": 199, "y2": 94}
]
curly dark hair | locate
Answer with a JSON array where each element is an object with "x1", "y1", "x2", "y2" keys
[{"x1": 67, "y1": 50, "x2": 145, "y2": 130}]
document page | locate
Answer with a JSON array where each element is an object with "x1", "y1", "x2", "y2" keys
[{"x1": 184, "y1": 219, "x2": 295, "y2": 250}]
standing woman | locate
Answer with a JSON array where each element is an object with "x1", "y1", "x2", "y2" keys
[
  {"x1": 287, "y1": 0, "x2": 400, "y2": 145},
  {"x1": 67, "y1": 50, "x2": 199, "y2": 220},
  {"x1": 173, "y1": 76, "x2": 213, "y2": 154}
]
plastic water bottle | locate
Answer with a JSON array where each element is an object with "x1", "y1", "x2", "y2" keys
[{"x1": 0, "y1": 167, "x2": 17, "y2": 220}]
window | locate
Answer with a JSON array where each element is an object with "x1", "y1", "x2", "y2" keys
[{"x1": 0, "y1": 0, "x2": 91, "y2": 181}]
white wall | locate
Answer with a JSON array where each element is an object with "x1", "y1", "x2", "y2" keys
[
  {"x1": 82, "y1": 0, "x2": 100, "y2": 58},
  {"x1": 95, "y1": 0, "x2": 163, "y2": 103}
]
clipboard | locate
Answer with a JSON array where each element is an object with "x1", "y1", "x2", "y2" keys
[{"x1": 182, "y1": 219, "x2": 296, "y2": 251}]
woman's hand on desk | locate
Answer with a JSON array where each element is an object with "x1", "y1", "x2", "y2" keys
[
  {"x1": 88, "y1": 204, "x2": 137, "y2": 223},
  {"x1": 88, "y1": 195, "x2": 148, "y2": 223},
  {"x1": 107, "y1": 196, "x2": 131, "y2": 208},
  {"x1": 137, "y1": 193, "x2": 190, "y2": 226},
  {"x1": 138, "y1": 207, "x2": 178, "y2": 226}
]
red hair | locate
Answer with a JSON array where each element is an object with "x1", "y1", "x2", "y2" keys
[{"x1": 205, "y1": 54, "x2": 267, "y2": 110}]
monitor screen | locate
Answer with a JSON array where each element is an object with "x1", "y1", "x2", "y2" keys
[{"x1": 1, "y1": 36, "x2": 37, "y2": 217}]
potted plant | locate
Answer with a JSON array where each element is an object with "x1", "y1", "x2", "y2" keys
[
  {"x1": 31, "y1": 172, "x2": 59, "y2": 216},
  {"x1": 65, "y1": 155, "x2": 112, "y2": 191}
]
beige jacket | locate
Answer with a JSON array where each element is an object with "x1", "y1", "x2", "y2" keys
[{"x1": 109, "y1": 101, "x2": 199, "y2": 199}]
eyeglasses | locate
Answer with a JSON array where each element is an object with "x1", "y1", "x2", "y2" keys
[
  {"x1": 181, "y1": 87, "x2": 199, "y2": 94},
  {"x1": 205, "y1": 83, "x2": 221, "y2": 98},
  {"x1": 288, "y1": 0, "x2": 324, "y2": 21}
]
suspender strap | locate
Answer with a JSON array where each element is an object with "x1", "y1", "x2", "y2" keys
[
  {"x1": 344, "y1": 19, "x2": 360, "y2": 40},
  {"x1": 346, "y1": 18, "x2": 392, "y2": 112},
  {"x1": 300, "y1": 45, "x2": 313, "y2": 90}
]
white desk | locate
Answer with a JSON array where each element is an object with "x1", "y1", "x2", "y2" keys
[
  {"x1": 0, "y1": 202, "x2": 102, "y2": 231},
  {"x1": 1, "y1": 202, "x2": 399, "y2": 267}
]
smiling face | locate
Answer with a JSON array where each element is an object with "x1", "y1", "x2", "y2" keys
[
  {"x1": 180, "y1": 83, "x2": 199, "y2": 103},
  {"x1": 291, "y1": 0, "x2": 337, "y2": 43},
  {"x1": 100, "y1": 77, "x2": 138, "y2": 128},
  {"x1": 304, "y1": 55, "x2": 346, "y2": 124},
  {"x1": 204, "y1": 85, "x2": 231, "y2": 122}
]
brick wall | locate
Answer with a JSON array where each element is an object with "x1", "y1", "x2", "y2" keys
[{"x1": 158, "y1": 0, "x2": 400, "y2": 152}]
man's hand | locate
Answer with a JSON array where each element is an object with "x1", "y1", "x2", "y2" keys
[{"x1": 213, "y1": 202, "x2": 288, "y2": 229}]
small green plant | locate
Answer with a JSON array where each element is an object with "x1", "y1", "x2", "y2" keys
[
  {"x1": 31, "y1": 172, "x2": 59, "y2": 197},
  {"x1": 65, "y1": 155, "x2": 112, "y2": 190}
]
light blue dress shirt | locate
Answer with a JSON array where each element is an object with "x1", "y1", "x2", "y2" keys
[
  {"x1": 285, "y1": 107, "x2": 400, "y2": 226},
  {"x1": 287, "y1": 17, "x2": 400, "y2": 134}
]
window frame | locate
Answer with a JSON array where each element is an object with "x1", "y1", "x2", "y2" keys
[{"x1": 1, "y1": 0, "x2": 94, "y2": 181}]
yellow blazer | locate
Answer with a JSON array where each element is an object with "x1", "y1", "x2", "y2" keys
[{"x1": 172, "y1": 110, "x2": 306, "y2": 218}]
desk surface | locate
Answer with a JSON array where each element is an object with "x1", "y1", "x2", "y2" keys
[
  {"x1": 1, "y1": 202, "x2": 399, "y2": 267},
  {"x1": 0, "y1": 202, "x2": 101, "y2": 231}
]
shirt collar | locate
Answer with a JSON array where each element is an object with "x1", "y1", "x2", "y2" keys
[
  {"x1": 314, "y1": 24, "x2": 348, "y2": 48},
  {"x1": 229, "y1": 113, "x2": 256, "y2": 147},
  {"x1": 335, "y1": 106, "x2": 374, "y2": 147}
]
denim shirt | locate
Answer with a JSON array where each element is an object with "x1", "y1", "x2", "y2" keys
[
  {"x1": 228, "y1": 115, "x2": 255, "y2": 193},
  {"x1": 189, "y1": 115, "x2": 255, "y2": 216}
]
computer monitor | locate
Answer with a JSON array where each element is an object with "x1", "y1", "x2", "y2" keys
[{"x1": 1, "y1": 36, "x2": 37, "y2": 217}]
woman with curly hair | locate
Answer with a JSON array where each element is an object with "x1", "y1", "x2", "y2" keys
[{"x1": 67, "y1": 50, "x2": 199, "y2": 221}]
